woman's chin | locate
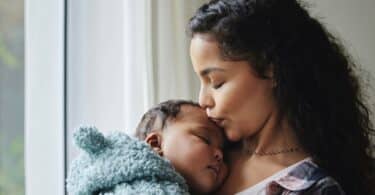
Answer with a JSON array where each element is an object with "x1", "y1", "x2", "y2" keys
[{"x1": 224, "y1": 128, "x2": 242, "y2": 142}]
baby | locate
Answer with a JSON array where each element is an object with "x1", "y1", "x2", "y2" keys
[{"x1": 67, "y1": 100, "x2": 228, "y2": 195}]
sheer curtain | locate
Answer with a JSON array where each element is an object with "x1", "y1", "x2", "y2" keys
[
  {"x1": 123, "y1": 0, "x2": 204, "y2": 133},
  {"x1": 67, "y1": 0, "x2": 205, "y2": 162}
]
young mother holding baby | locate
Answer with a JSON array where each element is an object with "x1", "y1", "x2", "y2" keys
[{"x1": 188, "y1": 0, "x2": 374, "y2": 194}]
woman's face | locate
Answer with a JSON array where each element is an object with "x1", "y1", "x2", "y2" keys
[{"x1": 190, "y1": 34, "x2": 277, "y2": 142}]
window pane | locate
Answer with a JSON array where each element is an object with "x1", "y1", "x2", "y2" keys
[
  {"x1": 67, "y1": 0, "x2": 126, "y2": 164},
  {"x1": 0, "y1": 0, "x2": 24, "y2": 194}
]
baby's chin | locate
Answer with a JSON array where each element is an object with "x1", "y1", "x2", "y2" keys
[{"x1": 189, "y1": 174, "x2": 224, "y2": 194}]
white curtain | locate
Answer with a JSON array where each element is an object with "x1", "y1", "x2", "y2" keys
[
  {"x1": 67, "y1": 0, "x2": 206, "y2": 161},
  {"x1": 123, "y1": 0, "x2": 204, "y2": 134}
]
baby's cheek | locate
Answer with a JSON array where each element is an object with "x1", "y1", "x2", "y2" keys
[{"x1": 218, "y1": 164, "x2": 229, "y2": 185}]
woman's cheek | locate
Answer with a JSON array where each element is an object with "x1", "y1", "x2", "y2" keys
[{"x1": 217, "y1": 83, "x2": 240, "y2": 114}]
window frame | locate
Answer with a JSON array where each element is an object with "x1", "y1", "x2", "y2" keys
[{"x1": 25, "y1": 0, "x2": 66, "y2": 194}]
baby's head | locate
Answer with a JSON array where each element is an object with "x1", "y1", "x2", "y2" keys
[{"x1": 135, "y1": 100, "x2": 228, "y2": 194}]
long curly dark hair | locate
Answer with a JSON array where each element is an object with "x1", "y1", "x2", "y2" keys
[{"x1": 188, "y1": 0, "x2": 375, "y2": 194}]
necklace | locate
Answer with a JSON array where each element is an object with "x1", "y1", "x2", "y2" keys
[{"x1": 246, "y1": 147, "x2": 301, "y2": 156}]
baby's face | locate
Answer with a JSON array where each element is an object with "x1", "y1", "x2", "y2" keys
[{"x1": 161, "y1": 106, "x2": 228, "y2": 194}]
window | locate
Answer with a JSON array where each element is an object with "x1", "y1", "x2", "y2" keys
[
  {"x1": 0, "y1": 0, "x2": 25, "y2": 194},
  {"x1": 24, "y1": 0, "x2": 65, "y2": 194}
]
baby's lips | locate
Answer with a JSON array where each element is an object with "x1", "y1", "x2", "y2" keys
[{"x1": 208, "y1": 164, "x2": 220, "y2": 176}]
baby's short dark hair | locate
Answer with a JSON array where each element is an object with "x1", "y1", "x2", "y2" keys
[{"x1": 135, "y1": 100, "x2": 200, "y2": 140}]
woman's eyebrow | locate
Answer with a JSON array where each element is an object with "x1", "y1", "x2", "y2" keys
[{"x1": 200, "y1": 67, "x2": 225, "y2": 77}]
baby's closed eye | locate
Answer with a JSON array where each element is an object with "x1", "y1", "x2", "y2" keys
[{"x1": 193, "y1": 133, "x2": 211, "y2": 145}]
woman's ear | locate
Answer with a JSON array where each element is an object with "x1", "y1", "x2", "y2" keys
[{"x1": 145, "y1": 132, "x2": 163, "y2": 156}]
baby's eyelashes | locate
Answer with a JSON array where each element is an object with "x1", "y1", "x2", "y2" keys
[{"x1": 196, "y1": 134, "x2": 211, "y2": 145}]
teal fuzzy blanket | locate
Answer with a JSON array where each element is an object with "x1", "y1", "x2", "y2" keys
[{"x1": 66, "y1": 126, "x2": 189, "y2": 195}]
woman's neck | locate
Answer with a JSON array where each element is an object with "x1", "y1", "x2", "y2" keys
[
  {"x1": 216, "y1": 113, "x2": 309, "y2": 195},
  {"x1": 242, "y1": 112, "x2": 308, "y2": 162}
]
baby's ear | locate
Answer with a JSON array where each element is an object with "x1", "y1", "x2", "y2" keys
[{"x1": 145, "y1": 132, "x2": 163, "y2": 156}]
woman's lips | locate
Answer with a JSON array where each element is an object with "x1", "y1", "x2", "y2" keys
[{"x1": 210, "y1": 117, "x2": 225, "y2": 128}]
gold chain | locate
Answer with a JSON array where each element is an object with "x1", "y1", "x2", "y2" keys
[{"x1": 247, "y1": 147, "x2": 301, "y2": 156}]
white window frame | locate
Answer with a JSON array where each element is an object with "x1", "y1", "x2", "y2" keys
[{"x1": 25, "y1": 0, "x2": 66, "y2": 194}]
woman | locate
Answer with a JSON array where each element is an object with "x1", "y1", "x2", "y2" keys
[{"x1": 188, "y1": 0, "x2": 375, "y2": 194}]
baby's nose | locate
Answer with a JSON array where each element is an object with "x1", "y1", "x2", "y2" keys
[{"x1": 214, "y1": 148, "x2": 223, "y2": 163}]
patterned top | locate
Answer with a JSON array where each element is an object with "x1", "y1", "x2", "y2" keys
[{"x1": 265, "y1": 160, "x2": 345, "y2": 195}]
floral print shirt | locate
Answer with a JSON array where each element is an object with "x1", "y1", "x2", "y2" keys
[{"x1": 265, "y1": 160, "x2": 345, "y2": 195}]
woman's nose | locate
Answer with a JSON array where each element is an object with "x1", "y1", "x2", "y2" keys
[{"x1": 199, "y1": 87, "x2": 214, "y2": 110}]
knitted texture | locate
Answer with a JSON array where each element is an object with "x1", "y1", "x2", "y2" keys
[{"x1": 66, "y1": 126, "x2": 189, "y2": 195}]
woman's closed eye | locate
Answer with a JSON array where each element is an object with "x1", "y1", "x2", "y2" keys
[
  {"x1": 207, "y1": 73, "x2": 225, "y2": 89},
  {"x1": 212, "y1": 82, "x2": 224, "y2": 89}
]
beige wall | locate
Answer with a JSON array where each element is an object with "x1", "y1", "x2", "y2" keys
[
  {"x1": 311, "y1": 0, "x2": 375, "y2": 148},
  {"x1": 312, "y1": 0, "x2": 375, "y2": 119}
]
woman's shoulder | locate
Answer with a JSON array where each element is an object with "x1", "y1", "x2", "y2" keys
[{"x1": 268, "y1": 159, "x2": 345, "y2": 195}]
